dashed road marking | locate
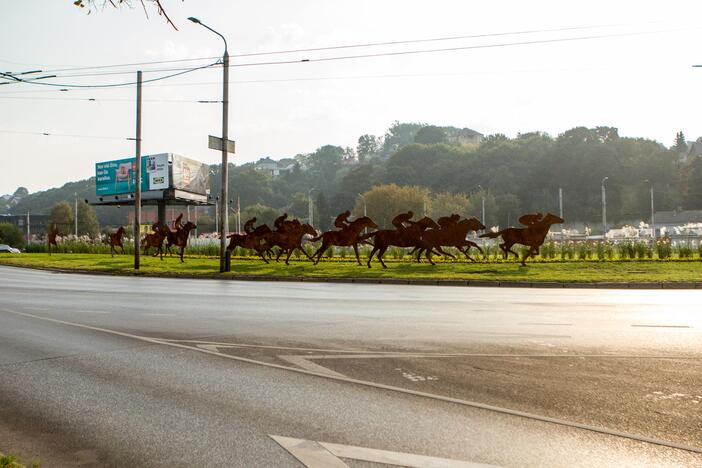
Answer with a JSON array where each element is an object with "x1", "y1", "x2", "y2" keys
[
  {"x1": 270, "y1": 435, "x2": 496, "y2": 467},
  {"x1": 631, "y1": 324, "x2": 691, "y2": 328}
]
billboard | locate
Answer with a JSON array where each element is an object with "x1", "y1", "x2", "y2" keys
[
  {"x1": 95, "y1": 153, "x2": 169, "y2": 196},
  {"x1": 172, "y1": 154, "x2": 209, "y2": 195}
]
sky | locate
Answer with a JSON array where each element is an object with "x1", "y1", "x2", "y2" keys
[{"x1": 2, "y1": 0, "x2": 702, "y2": 195}]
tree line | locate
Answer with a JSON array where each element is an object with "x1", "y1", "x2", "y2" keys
[{"x1": 7, "y1": 122, "x2": 701, "y2": 234}]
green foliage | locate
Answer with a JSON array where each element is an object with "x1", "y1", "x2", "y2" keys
[
  {"x1": 77, "y1": 202, "x2": 100, "y2": 237},
  {"x1": 430, "y1": 192, "x2": 472, "y2": 218},
  {"x1": 316, "y1": 191, "x2": 331, "y2": 231},
  {"x1": 49, "y1": 202, "x2": 74, "y2": 236},
  {"x1": 356, "y1": 184, "x2": 428, "y2": 228},
  {"x1": 682, "y1": 156, "x2": 702, "y2": 209},
  {"x1": 414, "y1": 126, "x2": 447, "y2": 145},
  {"x1": 240, "y1": 204, "x2": 280, "y2": 228},
  {"x1": 357, "y1": 134, "x2": 381, "y2": 162},
  {"x1": 0, "y1": 223, "x2": 25, "y2": 249}
]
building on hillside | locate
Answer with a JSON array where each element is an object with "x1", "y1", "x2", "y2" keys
[
  {"x1": 445, "y1": 127, "x2": 483, "y2": 146},
  {"x1": 254, "y1": 157, "x2": 296, "y2": 177}
]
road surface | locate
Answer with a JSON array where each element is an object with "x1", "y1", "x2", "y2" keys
[{"x1": 1, "y1": 265, "x2": 700, "y2": 467}]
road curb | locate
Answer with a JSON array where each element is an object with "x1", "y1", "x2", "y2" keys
[{"x1": 1, "y1": 263, "x2": 700, "y2": 290}]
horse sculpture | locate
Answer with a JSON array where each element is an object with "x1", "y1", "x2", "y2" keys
[
  {"x1": 107, "y1": 226, "x2": 126, "y2": 257},
  {"x1": 480, "y1": 212, "x2": 564, "y2": 266},
  {"x1": 142, "y1": 221, "x2": 168, "y2": 260},
  {"x1": 226, "y1": 219, "x2": 274, "y2": 263},
  {"x1": 47, "y1": 223, "x2": 59, "y2": 255},
  {"x1": 266, "y1": 218, "x2": 318, "y2": 265},
  {"x1": 415, "y1": 216, "x2": 486, "y2": 265},
  {"x1": 172, "y1": 221, "x2": 197, "y2": 262},
  {"x1": 364, "y1": 216, "x2": 439, "y2": 268},
  {"x1": 310, "y1": 215, "x2": 378, "y2": 266}
]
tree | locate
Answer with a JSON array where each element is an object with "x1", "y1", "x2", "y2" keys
[
  {"x1": 414, "y1": 126, "x2": 447, "y2": 145},
  {"x1": 381, "y1": 121, "x2": 425, "y2": 158},
  {"x1": 241, "y1": 204, "x2": 280, "y2": 228},
  {"x1": 682, "y1": 156, "x2": 702, "y2": 209},
  {"x1": 355, "y1": 184, "x2": 429, "y2": 228},
  {"x1": 673, "y1": 131, "x2": 687, "y2": 154},
  {"x1": 49, "y1": 202, "x2": 74, "y2": 236},
  {"x1": 316, "y1": 192, "x2": 331, "y2": 231},
  {"x1": 77, "y1": 202, "x2": 100, "y2": 237},
  {"x1": 0, "y1": 223, "x2": 25, "y2": 249},
  {"x1": 430, "y1": 192, "x2": 472, "y2": 218},
  {"x1": 357, "y1": 135, "x2": 380, "y2": 162},
  {"x1": 74, "y1": 1, "x2": 180, "y2": 30}
]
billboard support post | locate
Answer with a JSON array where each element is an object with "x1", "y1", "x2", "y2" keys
[{"x1": 134, "y1": 70, "x2": 142, "y2": 270}]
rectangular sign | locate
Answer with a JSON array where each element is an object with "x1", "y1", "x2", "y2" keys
[
  {"x1": 208, "y1": 135, "x2": 236, "y2": 153},
  {"x1": 95, "y1": 153, "x2": 169, "y2": 196},
  {"x1": 171, "y1": 154, "x2": 209, "y2": 196}
]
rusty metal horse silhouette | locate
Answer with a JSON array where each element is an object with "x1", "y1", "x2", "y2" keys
[
  {"x1": 311, "y1": 214, "x2": 378, "y2": 265},
  {"x1": 480, "y1": 212, "x2": 564, "y2": 266},
  {"x1": 107, "y1": 226, "x2": 125, "y2": 257}
]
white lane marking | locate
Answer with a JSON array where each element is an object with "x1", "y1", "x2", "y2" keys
[
  {"x1": 271, "y1": 435, "x2": 497, "y2": 468},
  {"x1": 270, "y1": 435, "x2": 349, "y2": 468},
  {"x1": 164, "y1": 340, "x2": 701, "y2": 360},
  {"x1": 144, "y1": 313, "x2": 175, "y2": 317},
  {"x1": 278, "y1": 355, "x2": 347, "y2": 378},
  {"x1": 519, "y1": 322, "x2": 573, "y2": 326},
  {"x1": 631, "y1": 324, "x2": 691, "y2": 328},
  {"x1": 2, "y1": 309, "x2": 701, "y2": 455}
]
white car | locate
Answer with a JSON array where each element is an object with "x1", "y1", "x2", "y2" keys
[{"x1": 0, "y1": 244, "x2": 21, "y2": 253}]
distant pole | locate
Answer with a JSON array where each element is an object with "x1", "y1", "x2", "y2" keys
[
  {"x1": 74, "y1": 192, "x2": 78, "y2": 236},
  {"x1": 134, "y1": 70, "x2": 142, "y2": 270},
  {"x1": 649, "y1": 182, "x2": 656, "y2": 239},
  {"x1": 215, "y1": 200, "x2": 219, "y2": 233},
  {"x1": 558, "y1": 187, "x2": 563, "y2": 219},
  {"x1": 481, "y1": 197, "x2": 485, "y2": 227},
  {"x1": 26, "y1": 212, "x2": 30, "y2": 240},
  {"x1": 601, "y1": 176, "x2": 609, "y2": 236},
  {"x1": 307, "y1": 188, "x2": 316, "y2": 226}
]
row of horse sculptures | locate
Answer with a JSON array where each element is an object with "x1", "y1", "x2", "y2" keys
[{"x1": 99, "y1": 210, "x2": 564, "y2": 267}]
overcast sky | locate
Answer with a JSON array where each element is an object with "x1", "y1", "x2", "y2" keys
[{"x1": 2, "y1": 1, "x2": 702, "y2": 195}]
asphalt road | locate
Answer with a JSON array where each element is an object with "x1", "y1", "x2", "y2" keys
[{"x1": 1, "y1": 265, "x2": 700, "y2": 467}]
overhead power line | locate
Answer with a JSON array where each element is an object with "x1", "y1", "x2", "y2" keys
[
  {"x1": 5, "y1": 23, "x2": 629, "y2": 75},
  {"x1": 0, "y1": 26, "x2": 692, "y2": 90},
  {"x1": 0, "y1": 129, "x2": 135, "y2": 141}
]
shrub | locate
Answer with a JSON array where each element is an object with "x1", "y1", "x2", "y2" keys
[{"x1": 0, "y1": 223, "x2": 25, "y2": 249}]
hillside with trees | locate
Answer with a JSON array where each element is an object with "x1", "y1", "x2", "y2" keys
[{"x1": 5, "y1": 122, "x2": 697, "y2": 233}]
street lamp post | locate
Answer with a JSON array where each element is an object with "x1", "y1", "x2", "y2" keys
[
  {"x1": 189, "y1": 17, "x2": 230, "y2": 272},
  {"x1": 308, "y1": 188, "x2": 316, "y2": 227},
  {"x1": 601, "y1": 176, "x2": 609, "y2": 237},
  {"x1": 477, "y1": 185, "x2": 486, "y2": 228},
  {"x1": 357, "y1": 193, "x2": 367, "y2": 234},
  {"x1": 645, "y1": 179, "x2": 655, "y2": 239}
]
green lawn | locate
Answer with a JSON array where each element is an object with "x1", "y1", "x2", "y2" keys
[{"x1": 0, "y1": 253, "x2": 700, "y2": 284}]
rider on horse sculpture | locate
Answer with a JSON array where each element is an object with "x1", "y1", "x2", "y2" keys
[
  {"x1": 392, "y1": 211, "x2": 414, "y2": 231},
  {"x1": 334, "y1": 210, "x2": 352, "y2": 230}
]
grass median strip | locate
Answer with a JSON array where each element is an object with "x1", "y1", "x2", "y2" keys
[{"x1": 0, "y1": 253, "x2": 700, "y2": 284}]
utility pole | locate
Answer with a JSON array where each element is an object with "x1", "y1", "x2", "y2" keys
[
  {"x1": 645, "y1": 179, "x2": 655, "y2": 239},
  {"x1": 308, "y1": 188, "x2": 316, "y2": 227},
  {"x1": 558, "y1": 187, "x2": 563, "y2": 219},
  {"x1": 74, "y1": 192, "x2": 78, "y2": 236},
  {"x1": 134, "y1": 70, "x2": 142, "y2": 270},
  {"x1": 189, "y1": 17, "x2": 230, "y2": 272},
  {"x1": 26, "y1": 212, "x2": 30, "y2": 240},
  {"x1": 601, "y1": 176, "x2": 609, "y2": 237}
]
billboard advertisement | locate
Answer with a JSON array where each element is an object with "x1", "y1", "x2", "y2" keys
[
  {"x1": 172, "y1": 154, "x2": 209, "y2": 195},
  {"x1": 95, "y1": 153, "x2": 169, "y2": 196}
]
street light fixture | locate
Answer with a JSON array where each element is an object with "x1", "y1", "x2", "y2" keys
[
  {"x1": 188, "y1": 16, "x2": 230, "y2": 272},
  {"x1": 645, "y1": 179, "x2": 655, "y2": 239},
  {"x1": 601, "y1": 176, "x2": 609, "y2": 237},
  {"x1": 308, "y1": 188, "x2": 316, "y2": 227}
]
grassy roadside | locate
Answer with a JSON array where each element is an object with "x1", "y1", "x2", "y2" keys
[{"x1": 0, "y1": 253, "x2": 700, "y2": 284}]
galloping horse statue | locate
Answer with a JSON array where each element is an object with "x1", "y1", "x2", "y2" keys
[
  {"x1": 107, "y1": 226, "x2": 126, "y2": 257},
  {"x1": 266, "y1": 217, "x2": 318, "y2": 265},
  {"x1": 172, "y1": 221, "x2": 197, "y2": 262},
  {"x1": 415, "y1": 216, "x2": 485, "y2": 265},
  {"x1": 47, "y1": 223, "x2": 59, "y2": 255},
  {"x1": 310, "y1": 215, "x2": 378, "y2": 266},
  {"x1": 226, "y1": 219, "x2": 274, "y2": 263},
  {"x1": 142, "y1": 221, "x2": 168, "y2": 260},
  {"x1": 364, "y1": 215, "x2": 439, "y2": 268},
  {"x1": 480, "y1": 212, "x2": 564, "y2": 266}
]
